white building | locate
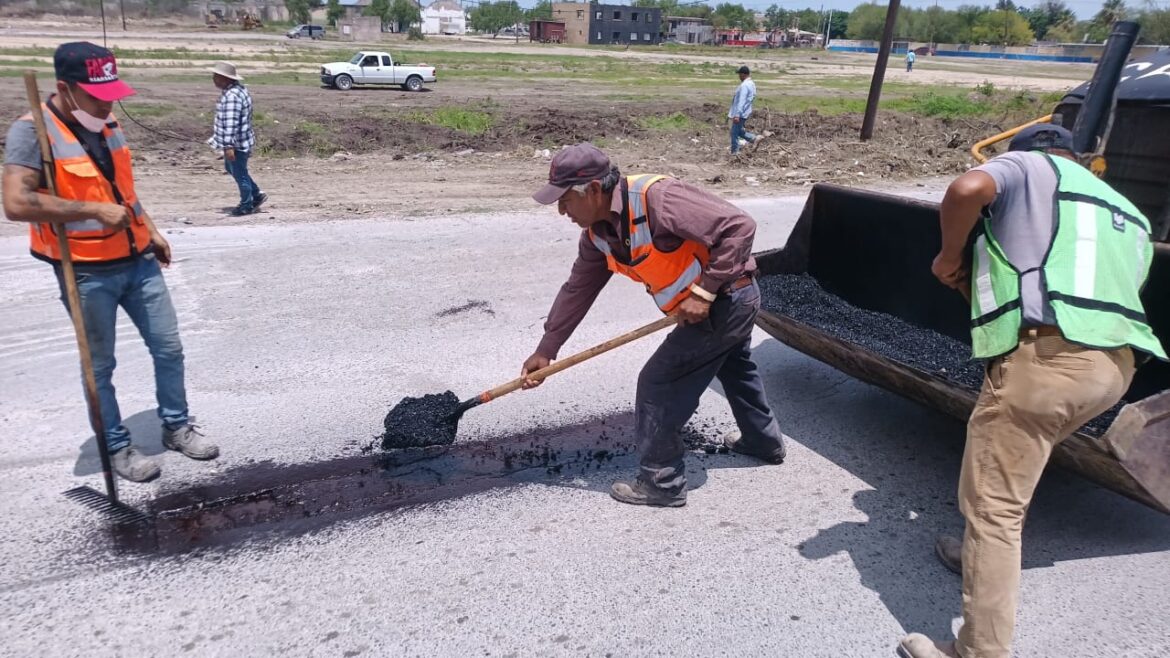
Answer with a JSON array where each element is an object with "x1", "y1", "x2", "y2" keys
[{"x1": 422, "y1": 0, "x2": 467, "y2": 35}]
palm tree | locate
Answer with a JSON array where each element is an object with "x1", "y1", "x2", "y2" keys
[{"x1": 1094, "y1": 0, "x2": 1128, "y2": 27}]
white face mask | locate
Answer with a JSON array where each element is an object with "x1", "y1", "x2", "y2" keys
[{"x1": 65, "y1": 87, "x2": 110, "y2": 132}]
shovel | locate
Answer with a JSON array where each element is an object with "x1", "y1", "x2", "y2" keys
[
  {"x1": 23, "y1": 71, "x2": 149, "y2": 525},
  {"x1": 382, "y1": 315, "x2": 678, "y2": 449}
]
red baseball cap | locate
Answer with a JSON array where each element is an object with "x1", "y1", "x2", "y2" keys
[
  {"x1": 533, "y1": 143, "x2": 613, "y2": 205},
  {"x1": 54, "y1": 42, "x2": 136, "y2": 102}
]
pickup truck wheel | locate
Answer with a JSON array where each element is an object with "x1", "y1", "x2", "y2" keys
[
  {"x1": 334, "y1": 74, "x2": 353, "y2": 91},
  {"x1": 405, "y1": 76, "x2": 423, "y2": 92}
]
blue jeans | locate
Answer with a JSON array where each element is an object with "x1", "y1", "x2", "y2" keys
[
  {"x1": 54, "y1": 254, "x2": 188, "y2": 452},
  {"x1": 635, "y1": 281, "x2": 784, "y2": 493},
  {"x1": 224, "y1": 149, "x2": 261, "y2": 211},
  {"x1": 730, "y1": 119, "x2": 757, "y2": 154}
]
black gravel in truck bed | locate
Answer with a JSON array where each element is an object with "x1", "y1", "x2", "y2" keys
[{"x1": 758, "y1": 273, "x2": 1120, "y2": 437}]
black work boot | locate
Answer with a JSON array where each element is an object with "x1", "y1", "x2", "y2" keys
[
  {"x1": 722, "y1": 430, "x2": 787, "y2": 464},
  {"x1": 609, "y1": 478, "x2": 686, "y2": 508}
]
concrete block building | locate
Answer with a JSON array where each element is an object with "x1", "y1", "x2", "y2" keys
[{"x1": 550, "y1": 2, "x2": 662, "y2": 46}]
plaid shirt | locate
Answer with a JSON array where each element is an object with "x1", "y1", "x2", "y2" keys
[{"x1": 210, "y1": 83, "x2": 256, "y2": 152}]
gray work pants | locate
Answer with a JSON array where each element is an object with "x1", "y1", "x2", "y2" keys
[{"x1": 635, "y1": 280, "x2": 784, "y2": 492}]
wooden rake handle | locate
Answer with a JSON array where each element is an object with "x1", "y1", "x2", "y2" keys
[
  {"x1": 475, "y1": 315, "x2": 678, "y2": 405},
  {"x1": 24, "y1": 72, "x2": 120, "y2": 502}
]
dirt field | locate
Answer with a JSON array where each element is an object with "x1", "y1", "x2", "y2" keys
[{"x1": 0, "y1": 20, "x2": 1094, "y2": 233}]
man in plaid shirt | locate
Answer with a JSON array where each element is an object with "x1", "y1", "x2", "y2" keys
[{"x1": 208, "y1": 61, "x2": 266, "y2": 216}]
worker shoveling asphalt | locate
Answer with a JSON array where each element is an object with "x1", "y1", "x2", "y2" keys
[{"x1": 381, "y1": 315, "x2": 677, "y2": 450}]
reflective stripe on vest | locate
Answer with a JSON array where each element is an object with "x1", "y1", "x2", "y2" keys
[
  {"x1": 587, "y1": 175, "x2": 711, "y2": 313},
  {"x1": 970, "y1": 154, "x2": 1167, "y2": 360},
  {"x1": 27, "y1": 105, "x2": 151, "y2": 264}
]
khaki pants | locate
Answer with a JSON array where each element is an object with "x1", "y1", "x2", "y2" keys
[{"x1": 956, "y1": 334, "x2": 1134, "y2": 658}]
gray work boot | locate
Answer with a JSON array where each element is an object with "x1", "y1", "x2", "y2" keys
[
  {"x1": 111, "y1": 446, "x2": 161, "y2": 482},
  {"x1": 897, "y1": 634, "x2": 960, "y2": 658},
  {"x1": 722, "y1": 430, "x2": 787, "y2": 464},
  {"x1": 162, "y1": 424, "x2": 219, "y2": 460},
  {"x1": 935, "y1": 535, "x2": 962, "y2": 575},
  {"x1": 610, "y1": 478, "x2": 686, "y2": 508}
]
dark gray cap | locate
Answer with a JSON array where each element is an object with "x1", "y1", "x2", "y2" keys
[
  {"x1": 1008, "y1": 124, "x2": 1076, "y2": 153},
  {"x1": 533, "y1": 142, "x2": 612, "y2": 205},
  {"x1": 737, "y1": 65, "x2": 750, "y2": 75}
]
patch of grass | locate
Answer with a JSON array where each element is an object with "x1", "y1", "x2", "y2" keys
[
  {"x1": 640, "y1": 112, "x2": 698, "y2": 132},
  {"x1": 887, "y1": 91, "x2": 988, "y2": 119},
  {"x1": 406, "y1": 107, "x2": 495, "y2": 135}
]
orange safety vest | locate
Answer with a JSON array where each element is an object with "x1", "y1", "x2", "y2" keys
[
  {"x1": 588, "y1": 175, "x2": 710, "y2": 313},
  {"x1": 25, "y1": 103, "x2": 149, "y2": 264}
]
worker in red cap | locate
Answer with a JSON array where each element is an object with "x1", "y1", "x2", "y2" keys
[
  {"x1": 522, "y1": 142, "x2": 788, "y2": 507},
  {"x1": 1, "y1": 42, "x2": 219, "y2": 484}
]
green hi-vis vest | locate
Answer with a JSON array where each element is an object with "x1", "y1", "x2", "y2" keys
[{"x1": 970, "y1": 154, "x2": 1168, "y2": 360}]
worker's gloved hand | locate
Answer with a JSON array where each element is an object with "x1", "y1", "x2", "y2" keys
[
  {"x1": 521, "y1": 353, "x2": 551, "y2": 390},
  {"x1": 675, "y1": 295, "x2": 712, "y2": 325}
]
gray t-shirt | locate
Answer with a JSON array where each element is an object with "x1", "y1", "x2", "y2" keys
[
  {"x1": 3, "y1": 119, "x2": 42, "y2": 170},
  {"x1": 973, "y1": 151, "x2": 1060, "y2": 326},
  {"x1": 4, "y1": 116, "x2": 115, "y2": 181}
]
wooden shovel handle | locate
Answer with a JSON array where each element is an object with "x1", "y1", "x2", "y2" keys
[
  {"x1": 476, "y1": 315, "x2": 678, "y2": 404},
  {"x1": 24, "y1": 72, "x2": 119, "y2": 502}
]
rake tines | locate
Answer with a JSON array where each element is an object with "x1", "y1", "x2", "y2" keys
[{"x1": 64, "y1": 486, "x2": 151, "y2": 525}]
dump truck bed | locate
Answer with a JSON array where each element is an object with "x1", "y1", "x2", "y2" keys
[{"x1": 753, "y1": 184, "x2": 1170, "y2": 513}]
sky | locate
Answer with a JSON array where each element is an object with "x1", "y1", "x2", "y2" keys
[{"x1": 516, "y1": 0, "x2": 1138, "y2": 21}]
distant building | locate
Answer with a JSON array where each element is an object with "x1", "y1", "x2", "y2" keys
[
  {"x1": 666, "y1": 16, "x2": 712, "y2": 44},
  {"x1": 338, "y1": 0, "x2": 371, "y2": 19},
  {"x1": 422, "y1": 0, "x2": 467, "y2": 35},
  {"x1": 550, "y1": 2, "x2": 662, "y2": 46},
  {"x1": 530, "y1": 20, "x2": 567, "y2": 43}
]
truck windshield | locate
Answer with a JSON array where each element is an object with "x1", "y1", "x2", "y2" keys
[{"x1": 349, "y1": 53, "x2": 364, "y2": 65}]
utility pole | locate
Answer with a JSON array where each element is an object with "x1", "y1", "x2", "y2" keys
[
  {"x1": 119, "y1": 0, "x2": 127, "y2": 30},
  {"x1": 860, "y1": 0, "x2": 901, "y2": 141}
]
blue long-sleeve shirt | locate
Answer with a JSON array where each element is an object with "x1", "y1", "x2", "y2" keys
[{"x1": 728, "y1": 78, "x2": 756, "y2": 120}]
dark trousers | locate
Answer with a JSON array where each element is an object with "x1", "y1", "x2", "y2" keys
[
  {"x1": 635, "y1": 280, "x2": 784, "y2": 493},
  {"x1": 224, "y1": 149, "x2": 261, "y2": 211}
]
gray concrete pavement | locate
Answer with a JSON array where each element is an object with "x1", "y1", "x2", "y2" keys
[{"x1": 2, "y1": 188, "x2": 1168, "y2": 657}]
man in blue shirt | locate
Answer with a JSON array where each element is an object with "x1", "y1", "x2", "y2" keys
[{"x1": 728, "y1": 65, "x2": 761, "y2": 155}]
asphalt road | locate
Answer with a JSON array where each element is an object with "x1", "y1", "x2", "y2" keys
[{"x1": 2, "y1": 189, "x2": 1168, "y2": 657}]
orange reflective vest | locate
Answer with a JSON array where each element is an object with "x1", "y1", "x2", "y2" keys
[
  {"x1": 588, "y1": 175, "x2": 710, "y2": 313},
  {"x1": 25, "y1": 103, "x2": 149, "y2": 264}
]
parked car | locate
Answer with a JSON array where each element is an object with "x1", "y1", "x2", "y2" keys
[
  {"x1": 287, "y1": 24, "x2": 324, "y2": 39},
  {"x1": 319, "y1": 51, "x2": 437, "y2": 91}
]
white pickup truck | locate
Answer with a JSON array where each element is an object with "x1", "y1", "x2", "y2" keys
[{"x1": 320, "y1": 51, "x2": 437, "y2": 92}]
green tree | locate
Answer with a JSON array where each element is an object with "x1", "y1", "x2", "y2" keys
[
  {"x1": 285, "y1": 0, "x2": 312, "y2": 24},
  {"x1": 1094, "y1": 0, "x2": 1128, "y2": 25},
  {"x1": 846, "y1": 3, "x2": 889, "y2": 40},
  {"x1": 326, "y1": 0, "x2": 343, "y2": 26},
  {"x1": 712, "y1": 3, "x2": 757, "y2": 30},
  {"x1": 1019, "y1": 0, "x2": 1075, "y2": 40},
  {"x1": 971, "y1": 9, "x2": 1036, "y2": 44},
  {"x1": 469, "y1": 0, "x2": 524, "y2": 36},
  {"x1": 1136, "y1": 1, "x2": 1170, "y2": 44},
  {"x1": 764, "y1": 4, "x2": 789, "y2": 30},
  {"x1": 526, "y1": 0, "x2": 552, "y2": 21},
  {"x1": 365, "y1": 0, "x2": 391, "y2": 29},
  {"x1": 1043, "y1": 17, "x2": 1082, "y2": 41},
  {"x1": 389, "y1": 0, "x2": 421, "y2": 31}
]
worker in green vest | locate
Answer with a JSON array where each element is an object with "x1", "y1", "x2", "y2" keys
[{"x1": 898, "y1": 124, "x2": 1167, "y2": 658}]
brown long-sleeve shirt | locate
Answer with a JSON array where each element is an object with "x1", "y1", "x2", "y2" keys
[{"x1": 536, "y1": 177, "x2": 758, "y2": 359}]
